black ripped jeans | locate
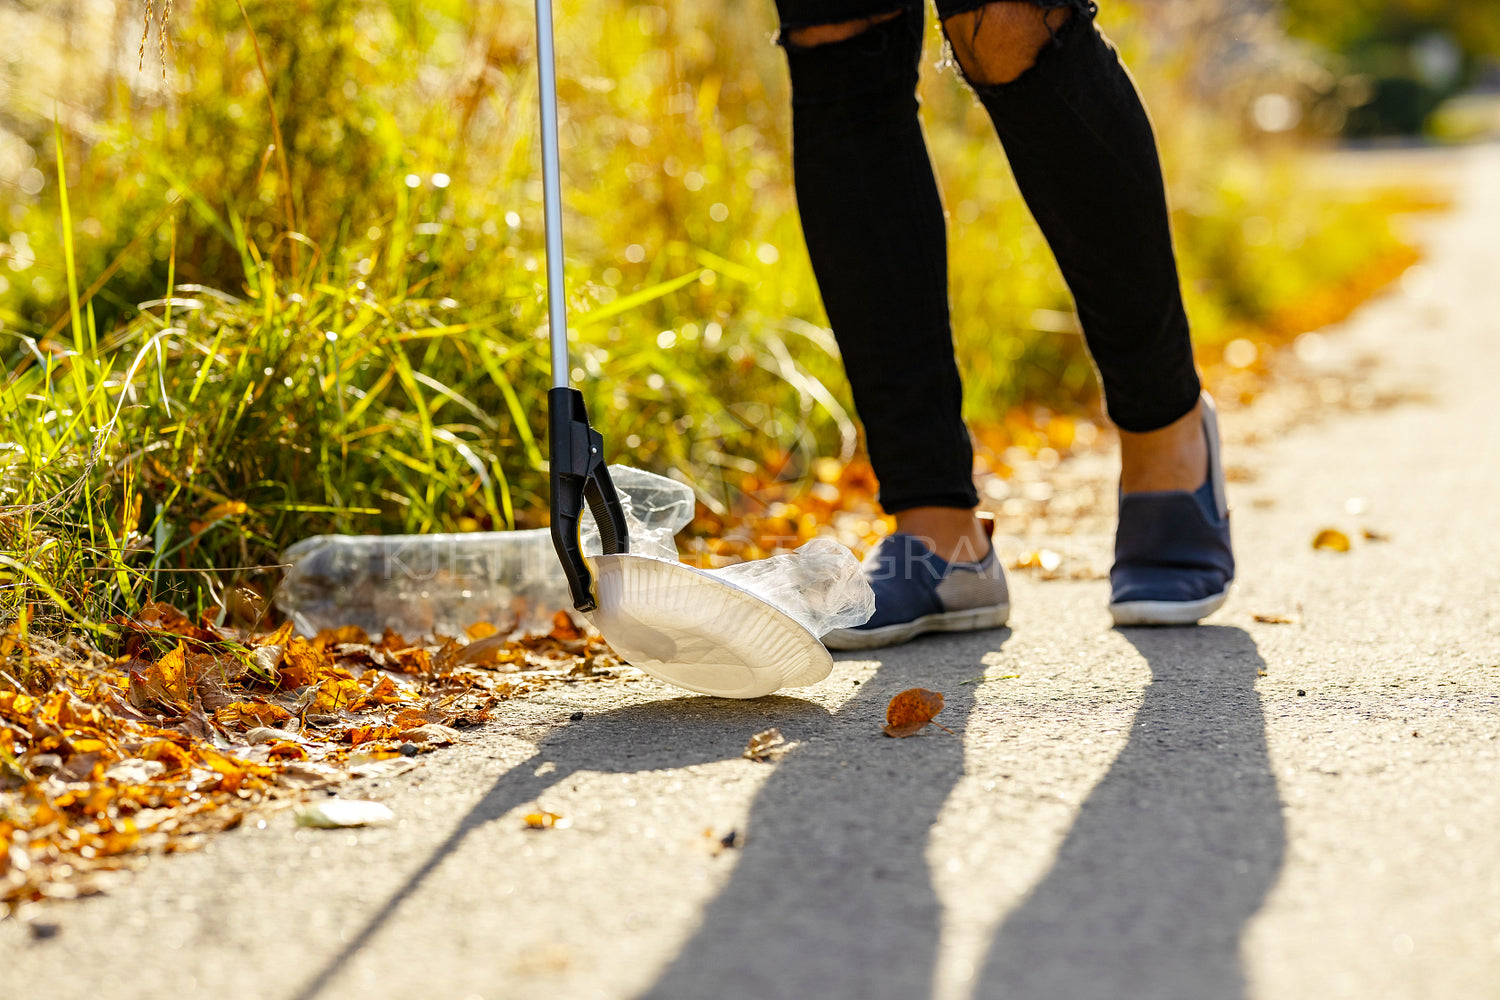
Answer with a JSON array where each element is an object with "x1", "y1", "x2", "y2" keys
[{"x1": 776, "y1": 0, "x2": 1201, "y2": 513}]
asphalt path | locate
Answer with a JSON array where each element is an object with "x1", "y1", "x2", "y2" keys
[{"x1": 4, "y1": 145, "x2": 1499, "y2": 1000}]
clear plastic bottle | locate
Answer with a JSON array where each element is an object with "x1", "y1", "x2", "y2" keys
[
  {"x1": 276, "y1": 527, "x2": 569, "y2": 638},
  {"x1": 275, "y1": 466, "x2": 696, "y2": 637}
]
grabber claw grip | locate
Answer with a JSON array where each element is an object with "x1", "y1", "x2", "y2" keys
[{"x1": 548, "y1": 386, "x2": 630, "y2": 612}]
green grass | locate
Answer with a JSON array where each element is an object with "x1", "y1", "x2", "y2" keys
[{"x1": 0, "y1": 0, "x2": 1421, "y2": 632}]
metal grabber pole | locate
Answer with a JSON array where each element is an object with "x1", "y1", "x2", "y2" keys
[{"x1": 536, "y1": 0, "x2": 630, "y2": 612}]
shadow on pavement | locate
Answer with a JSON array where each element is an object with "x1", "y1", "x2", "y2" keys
[
  {"x1": 291, "y1": 623, "x2": 1277, "y2": 1000},
  {"x1": 972, "y1": 625, "x2": 1286, "y2": 1000},
  {"x1": 638, "y1": 631, "x2": 1006, "y2": 1000},
  {"x1": 286, "y1": 692, "x2": 837, "y2": 1000}
]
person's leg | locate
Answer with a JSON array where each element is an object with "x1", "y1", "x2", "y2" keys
[
  {"x1": 779, "y1": 4, "x2": 1009, "y2": 649},
  {"x1": 777, "y1": 2, "x2": 987, "y2": 564},
  {"x1": 937, "y1": 0, "x2": 1205, "y2": 488},
  {"x1": 937, "y1": 0, "x2": 1231, "y2": 623}
]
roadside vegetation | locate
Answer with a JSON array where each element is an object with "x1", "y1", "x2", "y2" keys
[
  {"x1": 1, "y1": 0, "x2": 1430, "y2": 635},
  {"x1": 1280, "y1": 0, "x2": 1500, "y2": 137}
]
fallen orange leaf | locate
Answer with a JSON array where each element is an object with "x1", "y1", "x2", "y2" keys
[
  {"x1": 359, "y1": 675, "x2": 404, "y2": 706},
  {"x1": 548, "y1": 610, "x2": 584, "y2": 641},
  {"x1": 313, "y1": 624, "x2": 369, "y2": 647},
  {"x1": 214, "y1": 701, "x2": 292, "y2": 728},
  {"x1": 0, "y1": 690, "x2": 38, "y2": 719},
  {"x1": 122, "y1": 601, "x2": 219, "y2": 643},
  {"x1": 307, "y1": 675, "x2": 363, "y2": 714},
  {"x1": 345, "y1": 724, "x2": 399, "y2": 746},
  {"x1": 139, "y1": 740, "x2": 194, "y2": 773},
  {"x1": 393, "y1": 707, "x2": 439, "y2": 729},
  {"x1": 256, "y1": 620, "x2": 295, "y2": 650},
  {"x1": 197, "y1": 748, "x2": 253, "y2": 793},
  {"x1": 1312, "y1": 528, "x2": 1351, "y2": 552},
  {"x1": 883, "y1": 688, "x2": 950, "y2": 738},
  {"x1": 129, "y1": 640, "x2": 196, "y2": 713},
  {"x1": 267, "y1": 741, "x2": 307, "y2": 761},
  {"x1": 278, "y1": 637, "x2": 325, "y2": 688}
]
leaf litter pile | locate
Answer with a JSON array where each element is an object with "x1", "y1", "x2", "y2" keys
[{"x1": 0, "y1": 603, "x2": 631, "y2": 912}]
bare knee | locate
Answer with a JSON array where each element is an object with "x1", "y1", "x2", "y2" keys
[
  {"x1": 784, "y1": 9, "x2": 903, "y2": 48},
  {"x1": 943, "y1": 1, "x2": 1072, "y2": 86}
]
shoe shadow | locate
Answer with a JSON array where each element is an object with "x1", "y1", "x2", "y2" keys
[
  {"x1": 285, "y1": 692, "x2": 836, "y2": 1000},
  {"x1": 970, "y1": 625, "x2": 1286, "y2": 1000},
  {"x1": 636, "y1": 630, "x2": 1008, "y2": 1000}
]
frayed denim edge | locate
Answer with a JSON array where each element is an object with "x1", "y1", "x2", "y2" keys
[
  {"x1": 775, "y1": 2, "x2": 921, "y2": 50},
  {"x1": 939, "y1": 0, "x2": 1099, "y2": 91},
  {"x1": 937, "y1": 0, "x2": 1093, "y2": 20}
]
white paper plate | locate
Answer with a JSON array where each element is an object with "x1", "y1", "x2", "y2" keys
[{"x1": 585, "y1": 553, "x2": 833, "y2": 699}]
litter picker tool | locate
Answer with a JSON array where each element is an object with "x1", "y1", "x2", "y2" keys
[{"x1": 533, "y1": 0, "x2": 838, "y2": 698}]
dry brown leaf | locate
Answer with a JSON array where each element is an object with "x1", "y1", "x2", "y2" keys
[
  {"x1": 278, "y1": 637, "x2": 324, "y2": 688},
  {"x1": 306, "y1": 673, "x2": 363, "y2": 714},
  {"x1": 393, "y1": 707, "x2": 442, "y2": 729},
  {"x1": 139, "y1": 739, "x2": 195, "y2": 773},
  {"x1": 743, "y1": 727, "x2": 797, "y2": 761},
  {"x1": 345, "y1": 724, "x2": 399, "y2": 746},
  {"x1": 313, "y1": 624, "x2": 369, "y2": 647},
  {"x1": 215, "y1": 701, "x2": 292, "y2": 729},
  {"x1": 1361, "y1": 527, "x2": 1391, "y2": 542},
  {"x1": 361, "y1": 675, "x2": 404, "y2": 706},
  {"x1": 1312, "y1": 528, "x2": 1351, "y2": 552},
  {"x1": 276, "y1": 761, "x2": 347, "y2": 788},
  {"x1": 548, "y1": 610, "x2": 585, "y2": 641},
  {"x1": 457, "y1": 632, "x2": 521, "y2": 668},
  {"x1": 127, "y1": 640, "x2": 196, "y2": 714},
  {"x1": 256, "y1": 620, "x2": 295, "y2": 649},
  {"x1": 120, "y1": 601, "x2": 219, "y2": 644},
  {"x1": 388, "y1": 646, "x2": 433, "y2": 675},
  {"x1": 1253, "y1": 612, "x2": 1302, "y2": 625},
  {"x1": 883, "y1": 688, "x2": 950, "y2": 738},
  {"x1": 398, "y1": 723, "x2": 461, "y2": 746}
]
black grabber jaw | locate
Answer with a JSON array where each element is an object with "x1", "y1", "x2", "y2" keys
[{"x1": 549, "y1": 387, "x2": 630, "y2": 612}]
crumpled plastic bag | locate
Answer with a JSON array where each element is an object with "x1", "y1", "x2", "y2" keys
[
  {"x1": 581, "y1": 465, "x2": 695, "y2": 562},
  {"x1": 586, "y1": 467, "x2": 873, "y2": 638},
  {"x1": 709, "y1": 539, "x2": 875, "y2": 636}
]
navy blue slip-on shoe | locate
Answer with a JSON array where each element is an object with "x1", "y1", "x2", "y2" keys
[
  {"x1": 1109, "y1": 392, "x2": 1235, "y2": 626},
  {"x1": 823, "y1": 532, "x2": 1010, "y2": 651}
]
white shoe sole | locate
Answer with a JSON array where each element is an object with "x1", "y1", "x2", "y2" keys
[
  {"x1": 1109, "y1": 587, "x2": 1230, "y2": 626},
  {"x1": 822, "y1": 604, "x2": 1010, "y2": 651}
]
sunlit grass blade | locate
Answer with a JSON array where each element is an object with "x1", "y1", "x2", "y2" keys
[{"x1": 574, "y1": 268, "x2": 705, "y2": 328}]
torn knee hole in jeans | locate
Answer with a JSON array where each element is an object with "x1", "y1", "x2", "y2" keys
[
  {"x1": 780, "y1": 9, "x2": 908, "y2": 51},
  {"x1": 942, "y1": 0, "x2": 1094, "y2": 87}
]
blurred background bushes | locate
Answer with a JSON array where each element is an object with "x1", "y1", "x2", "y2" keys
[{"x1": 0, "y1": 0, "x2": 1459, "y2": 624}]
